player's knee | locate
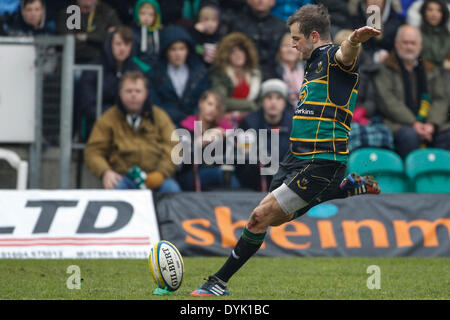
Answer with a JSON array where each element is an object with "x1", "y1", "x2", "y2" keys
[
  {"x1": 250, "y1": 206, "x2": 265, "y2": 223},
  {"x1": 247, "y1": 206, "x2": 269, "y2": 231}
]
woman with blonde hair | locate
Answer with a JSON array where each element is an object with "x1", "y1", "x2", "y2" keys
[{"x1": 208, "y1": 32, "x2": 262, "y2": 123}]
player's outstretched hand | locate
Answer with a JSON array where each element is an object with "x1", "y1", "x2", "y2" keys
[{"x1": 349, "y1": 26, "x2": 382, "y2": 44}]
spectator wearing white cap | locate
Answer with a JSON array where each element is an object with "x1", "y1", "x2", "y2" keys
[{"x1": 235, "y1": 79, "x2": 294, "y2": 191}]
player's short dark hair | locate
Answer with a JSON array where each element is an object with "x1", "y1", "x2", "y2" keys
[{"x1": 287, "y1": 4, "x2": 331, "y2": 40}]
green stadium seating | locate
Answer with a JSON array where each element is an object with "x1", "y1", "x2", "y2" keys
[
  {"x1": 405, "y1": 148, "x2": 450, "y2": 193},
  {"x1": 347, "y1": 148, "x2": 410, "y2": 193}
]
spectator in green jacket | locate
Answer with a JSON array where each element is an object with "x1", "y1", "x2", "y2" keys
[
  {"x1": 419, "y1": 0, "x2": 450, "y2": 67},
  {"x1": 131, "y1": 0, "x2": 163, "y2": 72}
]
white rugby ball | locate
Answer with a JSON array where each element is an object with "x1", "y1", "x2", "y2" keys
[{"x1": 149, "y1": 240, "x2": 184, "y2": 291}]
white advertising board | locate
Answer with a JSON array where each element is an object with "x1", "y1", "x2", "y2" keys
[
  {"x1": 0, "y1": 190, "x2": 160, "y2": 258},
  {"x1": 0, "y1": 44, "x2": 36, "y2": 143}
]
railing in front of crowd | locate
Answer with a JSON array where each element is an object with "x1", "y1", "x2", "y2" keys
[{"x1": 0, "y1": 35, "x2": 103, "y2": 189}]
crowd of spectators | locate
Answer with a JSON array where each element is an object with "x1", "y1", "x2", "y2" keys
[{"x1": 1, "y1": 0, "x2": 449, "y2": 193}]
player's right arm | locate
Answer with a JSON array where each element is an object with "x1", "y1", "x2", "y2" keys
[{"x1": 336, "y1": 26, "x2": 381, "y2": 66}]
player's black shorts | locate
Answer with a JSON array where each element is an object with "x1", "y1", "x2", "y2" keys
[{"x1": 269, "y1": 151, "x2": 347, "y2": 219}]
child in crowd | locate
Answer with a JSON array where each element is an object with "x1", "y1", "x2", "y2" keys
[
  {"x1": 178, "y1": 90, "x2": 239, "y2": 191},
  {"x1": 190, "y1": 3, "x2": 222, "y2": 67},
  {"x1": 132, "y1": 0, "x2": 163, "y2": 72}
]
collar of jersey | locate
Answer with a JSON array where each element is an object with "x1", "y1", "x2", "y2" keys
[{"x1": 308, "y1": 44, "x2": 332, "y2": 63}]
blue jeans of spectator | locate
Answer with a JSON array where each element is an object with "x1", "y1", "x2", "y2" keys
[
  {"x1": 434, "y1": 130, "x2": 450, "y2": 151},
  {"x1": 179, "y1": 166, "x2": 240, "y2": 191},
  {"x1": 394, "y1": 126, "x2": 422, "y2": 158},
  {"x1": 114, "y1": 175, "x2": 181, "y2": 193},
  {"x1": 395, "y1": 126, "x2": 450, "y2": 158}
]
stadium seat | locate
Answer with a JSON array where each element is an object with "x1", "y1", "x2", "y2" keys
[
  {"x1": 405, "y1": 148, "x2": 450, "y2": 193},
  {"x1": 0, "y1": 148, "x2": 28, "y2": 189},
  {"x1": 347, "y1": 148, "x2": 409, "y2": 193}
]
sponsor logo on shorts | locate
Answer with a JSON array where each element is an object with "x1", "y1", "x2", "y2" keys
[{"x1": 297, "y1": 178, "x2": 309, "y2": 190}]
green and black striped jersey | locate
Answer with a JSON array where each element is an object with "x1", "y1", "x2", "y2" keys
[{"x1": 290, "y1": 44, "x2": 359, "y2": 164}]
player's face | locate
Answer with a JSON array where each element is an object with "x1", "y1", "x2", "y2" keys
[
  {"x1": 424, "y1": 2, "x2": 443, "y2": 26},
  {"x1": 167, "y1": 41, "x2": 189, "y2": 67},
  {"x1": 290, "y1": 23, "x2": 314, "y2": 60},
  {"x1": 112, "y1": 33, "x2": 132, "y2": 63},
  {"x1": 263, "y1": 92, "x2": 286, "y2": 117},
  {"x1": 120, "y1": 79, "x2": 148, "y2": 114}
]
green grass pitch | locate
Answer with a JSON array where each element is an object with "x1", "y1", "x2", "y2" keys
[{"x1": 0, "y1": 257, "x2": 449, "y2": 300}]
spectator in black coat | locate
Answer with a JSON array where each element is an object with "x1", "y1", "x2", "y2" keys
[
  {"x1": 350, "y1": 0, "x2": 405, "y2": 64},
  {"x1": 102, "y1": 0, "x2": 138, "y2": 25},
  {"x1": 314, "y1": 0, "x2": 353, "y2": 38},
  {"x1": 78, "y1": 26, "x2": 143, "y2": 139},
  {"x1": 235, "y1": 79, "x2": 293, "y2": 191},
  {"x1": 5, "y1": 0, "x2": 55, "y2": 36},
  {"x1": 56, "y1": 0, "x2": 122, "y2": 64},
  {"x1": 216, "y1": 0, "x2": 245, "y2": 35},
  {"x1": 158, "y1": 0, "x2": 185, "y2": 26},
  {"x1": 189, "y1": 3, "x2": 222, "y2": 67},
  {"x1": 228, "y1": 0, "x2": 288, "y2": 80},
  {"x1": 147, "y1": 25, "x2": 209, "y2": 127}
]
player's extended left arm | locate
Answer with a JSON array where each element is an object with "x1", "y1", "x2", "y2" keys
[{"x1": 336, "y1": 26, "x2": 382, "y2": 66}]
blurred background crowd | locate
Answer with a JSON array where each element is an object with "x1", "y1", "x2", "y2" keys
[{"x1": 0, "y1": 0, "x2": 449, "y2": 193}]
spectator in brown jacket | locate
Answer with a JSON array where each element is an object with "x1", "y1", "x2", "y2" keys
[{"x1": 84, "y1": 71, "x2": 181, "y2": 192}]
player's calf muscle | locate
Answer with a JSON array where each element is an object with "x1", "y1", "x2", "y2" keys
[{"x1": 270, "y1": 212, "x2": 295, "y2": 227}]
